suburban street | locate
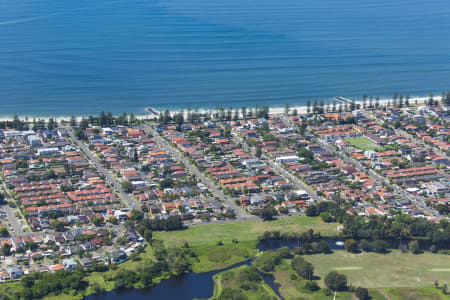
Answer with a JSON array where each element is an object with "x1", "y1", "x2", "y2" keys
[
  {"x1": 68, "y1": 130, "x2": 141, "y2": 211},
  {"x1": 229, "y1": 128, "x2": 325, "y2": 203},
  {"x1": 315, "y1": 138, "x2": 438, "y2": 217},
  {"x1": 142, "y1": 125, "x2": 254, "y2": 220}
]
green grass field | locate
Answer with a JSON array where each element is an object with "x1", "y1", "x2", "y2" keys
[
  {"x1": 154, "y1": 216, "x2": 339, "y2": 247},
  {"x1": 211, "y1": 265, "x2": 280, "y2": 300},
  {"x1": 154, "y1": 216, "x2": 339, "y2": 272},
  {"x1": 382, "y1": 286, "x2": 448, "y2": 300},
  {"x1": 306, "y1": 250, "x2": 450, "y2": 288},
  {"x1": 345, "y1": 137, "x2": 385, "y2": 151},
  {"x1": 265, "y1": 251, "x2": 450, "y2": 300}
]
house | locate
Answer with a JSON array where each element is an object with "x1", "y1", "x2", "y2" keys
[
  {"x1": 242, "y1": 159, "x2": 265, "y2": 169},
  {"x1": 111, "y1": 250, "x2": 127, "y2": 263},
  {"x1": 62, "y1": 258, "x2": 78, "y2": 270},
  {"x1": 275, "y1": 156, "x2": 299, "y2": 163},
  {"x1": 37, "y1": 147, "x2": 60, "y2": 156},
  {"x1": 27, "y1": 135, "x2": 41, "y2": 146},
  {"x1": 0, "y1": 270, "x2": 10, "y2": 282},
  {"x1": 6, "y1": 266, "x2": 23, "y2": 279},
  {"x1": 128, "y1": 231, "x2": 139, "y2": 242},
  {"x1": 49, "y1": 264, "x2": 64, "y2": 273},
  {"x1": 250, "y1": 195, "x2": 265, "y2": 206},
  {"x1": 79, "y1": 257, "x2": 93, "y2": 267}
]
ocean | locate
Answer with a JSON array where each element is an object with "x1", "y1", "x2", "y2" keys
[{"x1": 0, "y1": 0, "x2": 449, "y2": 117}]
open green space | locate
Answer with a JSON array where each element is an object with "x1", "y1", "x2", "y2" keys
[
  {"x1": 382, "y1": 286, "x2": 448, "y2": 300},
  {"x1": 154, "y1": 216, "x2": 338, "y2": 247},
  {"x1": 306, "y1": 251, "x2": 450, "y2": 288},
  {"x1": 154, "y1": 216, "x2": 338, "y2": 272},
  {"x1": 345, "y1": 137, "x2": 385, "y2": 151},
  {"x1": 253, "y1": 251, "x2": 449, "y2": 300},
  {"x1": 211, "y1": 265, "x2": 280, "y2": 300}
]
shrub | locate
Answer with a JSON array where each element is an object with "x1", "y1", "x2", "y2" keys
[
  {"x1": 324, "y1": 271, "x2": 347, "y2": 291},
  {"x1": 355, "y1": 287, "x2": 369, "y2": 300}
]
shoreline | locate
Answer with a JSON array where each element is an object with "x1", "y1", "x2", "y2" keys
[{"x1": 0, "y1": 94, "x2": 439, "y2": 122}]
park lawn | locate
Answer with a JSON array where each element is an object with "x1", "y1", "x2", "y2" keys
[
  {"x1": 382, "y1": 286, "x2": 448, "y2": 300},
  {"x1": 306, "y1": 250, "x2": 450, "y2": 288},
  {"x1": 266, "y1": 254, "x2": 449, "y2": 300},
  {"x1": 190, "y1": 240, "x2": 257, "y2": 273},
  {"x1": 211, "y1": 265, "x2": 280, "y2": 300},
  {"x1": 154, "y1": 216, "x2": 338, "y2": 272},
  {"x1": 270, "y1": 260, "x2": 353, "y2": 300},
  {"x1": 154, "y1": 216, "x2": 338, "y2": 248},
  {"x1": 345, "y1": 137, "x2": 385, "y2": 151}
]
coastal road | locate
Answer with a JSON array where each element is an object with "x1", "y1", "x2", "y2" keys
[
  {"x1": 142, "y1": 125, "x2": 253, "y2": 220},
  {"x1": 68, "y1": 130, "x2": 141, "y2": 211}
]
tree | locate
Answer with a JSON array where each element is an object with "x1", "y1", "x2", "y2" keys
[
  {"x1": 428, "y1": 92, "x2": 434, "y2": 106},
  {"x1": 325, "y1": 271, "x2": 347, "y2": 291},
  {"x1": 344, "y1": 239, "x2": 359, "y2": 253},
  {"x1": 408, "y1": 240, "x2": 420, "y2": 254},
  {"x1": 371, "y1": 239, "x2": 388, "y2": 253},
  {"x1": 92, "y1": 217, "x2": 104, "y2": 227},
  {"x1": 306, "y1": 205, "x2": 318, "y2": 217},
  {"x1": 318, "y1": 239, "x2": 331, "y2": 254},
  {"x1": 70, "y1": 115, "x2": 77, "y2": 127},
  {"x1": 393, "y1": 91, "x2": 398, "y2": 107},
  {"x1": 133, "y1": 149, "x2": 139, "y2": 163},
  {"x1": 305, "y1": 280, "x2": 320, "y2": 291},
  {"x1": 50, "y1": 220, "x2": 65, "y2": 231},
  {"x1": 306, "y1": 100, "x2": 311, "y2": 114},
  {"x1": 284, "y1": 103, "x2": 290, "y2": 116},
  {"x1": 355, "y1": 287, "x2": 369, "y2": 300},
  {"x1": 75, "y1": 127, "x2": 86, "y2": 140},
  {"x1": 99, "y1": 111, "x2": 106, "y2": 126},
  {"x1": 255, "y1": 147, "x2": 262, "y2": 158},
  {"x1": 1, "y1": 244, "x2": 11, "y2": 256},
  {"x1": 320, "y1": 211, "x2": 334, "y2": 223},
  {"x1": 278, "y1": 247, "x2": 292, "y2": 259},
  {"x1": 291, "y1": 256, "x2": 314, "y2": 279},
  {"x1": 260, "y1": 207, "x2": 277, "y2": 221},
  {"x1": 143, "y1": 229, "x2": 153, "y2": 242},
  {"x1": 121, "y1": 181, "x2": 133, "y2": 193}
]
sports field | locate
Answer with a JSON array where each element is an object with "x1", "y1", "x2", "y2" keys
[
  {"x1": 306, "y1": 250, "x2": 450, "y2": 288},
  {"x1": 345, "y1": 137, "x2": 385, "y2": 151}
]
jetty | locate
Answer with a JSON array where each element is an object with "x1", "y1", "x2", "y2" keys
[
  {"x1": 145, "y1": 107, "x2": 160, "y2": 116},
  {"x1": 335, "y1": 97, "x2": 354, "y2": 104}
]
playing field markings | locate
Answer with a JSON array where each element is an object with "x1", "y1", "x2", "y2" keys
[
  {"x1": 334, "y1": 266, "x2": 362, "y2": 270},
  {"x1": 428, "y1": 268, "x2": 450, "y2": 272}
]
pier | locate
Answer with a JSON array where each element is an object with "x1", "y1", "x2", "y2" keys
[
  {"x1": 335, "y1": 97, "x2": 354, "y2": 104},
  {"x1": 145, "y1": 107, "x2": 160, "y2": 116}
]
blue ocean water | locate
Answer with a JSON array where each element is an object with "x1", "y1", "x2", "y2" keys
[{"x1": 0, "y1": 0, "x2": 449, "y2": 116}]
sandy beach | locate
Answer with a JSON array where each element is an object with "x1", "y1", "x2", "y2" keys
[{"x1": 0, "y1": 95, "x2": 439, "y2": 122}]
